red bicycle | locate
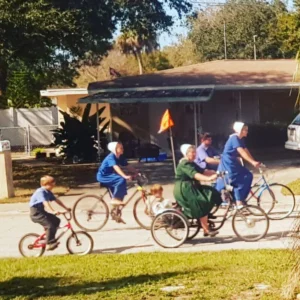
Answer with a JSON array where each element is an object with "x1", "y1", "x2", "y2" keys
[{"x1": 19, "y1": 212, "x2": 94, "y2": 257}]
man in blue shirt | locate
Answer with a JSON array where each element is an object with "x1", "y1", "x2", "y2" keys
[{"x1": 195, "y1": 133, "x2": 220, "y2": 171}]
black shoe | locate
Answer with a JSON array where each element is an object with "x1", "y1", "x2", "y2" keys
[{"x1": 203, "y1": 230, "x2": 219, "y2": 237}]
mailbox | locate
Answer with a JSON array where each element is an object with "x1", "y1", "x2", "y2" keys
[
  {"x1": 0, "y1": 140, "x2": 11, "y2": 152},
  {"x1": 0, "y1": 140, "x2": 14, "y2": 199}
]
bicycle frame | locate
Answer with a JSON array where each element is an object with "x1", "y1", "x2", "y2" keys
[
  {"x1": 32, "y1": 215, "x2": 73, "y2": 249},
  {"x1": 246, "y1": 172, "x2": 272, "y2": 203}
]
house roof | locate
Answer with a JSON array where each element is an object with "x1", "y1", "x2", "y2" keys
[
  {"x1": 40, "y1": 88, "x2": 87, "y2": 97},
  {"x1": 88, "y1": 59, "x2": 298, "y2": 92}
]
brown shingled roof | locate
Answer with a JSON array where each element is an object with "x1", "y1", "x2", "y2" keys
[{"x1": 88, "y1": 59, "x2": 297, "y2": 91}]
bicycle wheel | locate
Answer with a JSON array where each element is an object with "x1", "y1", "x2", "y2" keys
[
  {"x1": 268, "y1": 183, "x2": 296, "y2": 220},
  {"x1": 73, "y1": 195, "x2": 109, "y2": 232},
  {"x1": 66, "y1": 231, "x2": 94, "y2": 255},
  {"x1": 187, "y1": 219, "x2": 201, "y2": 240},
  {"x1": 232, "y1": 205, "x2": 269, "y2": 242},
  {"x1": 247, "y1": 186, "x2": 275, "y2": 215},
  {"x1": 133, "y1": 196, "x2": 154, "y2": 230},
  {"x1": 19, "y1": 233, "x2": 45, "y2": 257},
  {"x1": 151, "y1": 210, "x2": 189, "y2": 248}
]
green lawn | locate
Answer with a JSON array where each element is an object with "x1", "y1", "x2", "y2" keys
[
  {"x1": 0, "y1": 250, "x2": 296, "y2": 300},
  {"x1": 1, "y1": 162, "x2": 98, "y2": 204}
]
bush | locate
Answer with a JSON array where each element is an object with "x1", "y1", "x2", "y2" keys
[{"x1": 52, "y1": 104, "x2": 109, "y2": 163}]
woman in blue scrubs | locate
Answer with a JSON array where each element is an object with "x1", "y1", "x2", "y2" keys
[
  {"x1": 216, "y1": 122, "x2": 260, "y2": 207},
  {"x1": 97, "y1": 142, "x2": 133, "y2": 205}
]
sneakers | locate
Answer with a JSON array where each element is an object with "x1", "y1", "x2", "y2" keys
[{"x1": 46, "y1": 241, "x2": 59, "y2": 251}]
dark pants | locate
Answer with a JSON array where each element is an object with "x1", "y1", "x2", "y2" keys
[{"x1": 30, "y1": 207, "x2": 61, "y2": 244}]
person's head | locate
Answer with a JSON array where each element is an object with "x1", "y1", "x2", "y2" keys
[
  {"x1": 40, "y1": 175, "x2": 56, "y2": 191},
  {"x1": 201, "y1": 133, "x2": 213, "y2": 147},
  {"x1": 233, "y1": 122, "x2": 248, "y2": 138},
  {"x1": 108, "y1": 142, "x2": 124, "y2": 157},
  {"x1": 180, "y1": 144, "x2": 196, "y2": 161},
  {"x1": 150, "y1": 184, "x2": 163, "y2": 198}
]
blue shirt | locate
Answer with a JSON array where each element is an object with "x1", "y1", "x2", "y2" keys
[
  {"x1": 97, "y1": 153, "x2": 128, "y2": 181},
  {"x1": 29, "y1": 187, "x2": 56, "y2": 208},
  {"x1": 195, "y1": 143, "x2": 219, "y2": 171}
]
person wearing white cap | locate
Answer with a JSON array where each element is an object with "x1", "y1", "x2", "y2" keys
[
  {"x1": 96, "y1": 142, "x2": 133, "y2": 207},
  {"x1": 215, "y1": 122, "x2": 260, "y2": 207},
  {"x1": 173, "y1": 144, "x2": 222, "y2": 237}
]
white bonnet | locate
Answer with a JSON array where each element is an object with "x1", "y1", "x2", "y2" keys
[
  {"x1": 233, "y1": 122, "x2": 245, "y2": 134},
  {"x1": 180, "y1": 144, "x2": 193, "y2": 156},
  {"x1": 107, "y1": 142, "x2": 118, "y2": 155}
]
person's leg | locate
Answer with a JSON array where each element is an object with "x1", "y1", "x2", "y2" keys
[
  {"x1": 235, "y1": 172, "x2": 253, "y2": 207},
  {"x1": 200, "y1": 215, "x2": 219, "y2": 237},
  {"x1": 111, "y1": 177, "x2": 127, "y2": 205},
  {"x1": 44, "y1": 213, "x2": 61, "y2": 244}
]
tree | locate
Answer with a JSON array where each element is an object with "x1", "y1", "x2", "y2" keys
[
  {"x1": 116, "y1": 31, "x2": 158, "y2": 74},
  {"x1": 0, "y1": 0, "x2": 191, "y2": 106},
  {"x1": 163, "y1": 37, "x2": 201, "y2": 67},
  {"x1": 188, "y1": 0, "x2": 288, "y2": 61}
]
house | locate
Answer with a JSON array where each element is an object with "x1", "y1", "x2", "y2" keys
[
  {"x1": 40, "y1": 88, "x2": 111, "y2": 126},
  {"x1": 80, "y1": 59, "x2": 299, "y2": 151}
]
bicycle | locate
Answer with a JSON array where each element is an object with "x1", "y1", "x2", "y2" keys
[
  {"x1": 72, "y1": 173, "x2": 153, "y2": 231},
  {"x1": 151, "y1": 171, "x2": 270, "y2": 248},
  {"x1": 245, "y1": 165, "x2": 295, "y2": 220},
  {"x1": 19, "y1": 212, "x2": 94, "y2": 257}
]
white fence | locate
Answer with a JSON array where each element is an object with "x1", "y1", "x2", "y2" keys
[
  {"x1": 0, "y1": 107, "x2": 59, "y2": 153},
  {"x1": 0, "y1": 125, "x2": 58, "y2": 153}
]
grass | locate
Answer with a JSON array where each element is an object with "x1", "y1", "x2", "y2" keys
[
  {"x1": 1, "y1": 161, "x2": 98, "y2": 204},
  {"x1": 286, "y1": 179, "x2": 300, "y2": 196},
  {"x1": 0, "y1": 250, "x2": 297, "y2": 300}
]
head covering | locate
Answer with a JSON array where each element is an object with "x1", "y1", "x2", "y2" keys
[
  {"x1": 180, "y1": 144, "x2": 192, "y2": 157},
  {"x1": 107, "y1": 142, "x2": 118, "y2": 155},
  {"x1": 233, "y1": 122, "x2": 245, "y2": 134}
]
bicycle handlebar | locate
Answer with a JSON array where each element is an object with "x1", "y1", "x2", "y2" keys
[{"x1": 56, "y1": 211, "x2": 72, "y2": 221}]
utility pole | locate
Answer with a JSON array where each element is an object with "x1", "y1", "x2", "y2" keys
[
  {"x1": 223, "y1": 21, "x2": 227, "y2": 60},
  {"x1": 253, "y1": 35, "x2": 257, "y2": 60}
]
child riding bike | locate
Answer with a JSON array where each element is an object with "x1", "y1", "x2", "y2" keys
[{"x1": 29, "y1": 176, "x2": 71, "y2": 251}]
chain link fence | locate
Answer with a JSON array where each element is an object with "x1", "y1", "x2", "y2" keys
[{"x1": 0, "y1": 125, "x2": 58, "y2": 155}]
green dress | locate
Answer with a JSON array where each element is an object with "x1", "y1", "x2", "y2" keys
[{"x1": 173, "y1": 159, "x2": 222, "y2": 219}]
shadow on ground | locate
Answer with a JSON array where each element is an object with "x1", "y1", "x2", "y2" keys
[{"x1": 0, "y1": 269, "x2": 206, "y2": 299}]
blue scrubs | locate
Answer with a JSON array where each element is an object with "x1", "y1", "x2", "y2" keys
[
  {"x1": 97, "y1": 153, "x2": 128, "y2": 200},
  {"x1": 216, "y1": 134, "x2": 253, "y2": 201}
]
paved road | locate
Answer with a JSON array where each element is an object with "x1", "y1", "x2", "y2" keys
[{"x1": 0, "y1": 161, "x2": 299, "y2": 258}]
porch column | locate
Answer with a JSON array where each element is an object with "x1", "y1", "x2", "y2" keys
[
  {"x1": 194, "y1": 102, "x2": 198, "y2": 146},
  {"x1": 96, "y1": 103, "x2": 101, "y2": 161}
]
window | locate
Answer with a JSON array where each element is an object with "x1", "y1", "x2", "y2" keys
[{"x1": 292, "y1": 114, "x2": 300, "y2": 125}]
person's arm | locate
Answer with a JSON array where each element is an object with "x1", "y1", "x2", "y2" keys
[
  {"x1": 55, "y1": 198, "x2": 71, "y2": 211},
  {"x1": 237, "y1": 147, "x2": 260, "y2": 168},
  {"x1": 194, "y1": 172, "x2": 217, "y2": 182},
  {"x1": 43, "y1": 201, "x2": 56, "y2": 213},
  {"x1": 205, "y1": 157, "x2": 220, "y2": 165},
  {"x1": 113, "y1": 165, "x2": 131, "y2": 180},
  {"x1": 244, "y1": 148, "x2": 255, "y2": 161}
]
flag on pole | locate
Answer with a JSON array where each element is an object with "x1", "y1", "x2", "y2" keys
[{"x1": 158, "y1": 109, "x2": 174, "y2": 134}]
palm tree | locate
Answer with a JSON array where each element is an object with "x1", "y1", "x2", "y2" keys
[{"x1": 116, "y1": 30, "x2": 158, "y2": 75}]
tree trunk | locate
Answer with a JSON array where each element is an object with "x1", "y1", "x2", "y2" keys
[{"x1": 134, "y1": 50, "x2": 143, "y2": 75}]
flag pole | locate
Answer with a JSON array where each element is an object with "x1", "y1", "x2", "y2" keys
[{"x1": 169, "y1": 127, "x2": 176, "y2": 175}]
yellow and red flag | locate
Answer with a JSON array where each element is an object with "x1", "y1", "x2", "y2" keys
[{"x1": 158, "y1": 109, "x2": 174, "y2": 133}]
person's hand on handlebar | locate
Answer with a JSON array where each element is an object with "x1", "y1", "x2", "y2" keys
[
  {"x1": 209, "y1": 174, "x2": 218, "y2": 181},
  {"x1": 252, "y1": 161, "x2": 261, "y2": 168},
  {"x1": 124, "y1": 175, "x2": 132, "y2": 181}
]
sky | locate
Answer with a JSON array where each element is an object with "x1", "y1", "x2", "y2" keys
[{"x1": 158, "y1": 0, "x2": 294, "y2": 48}]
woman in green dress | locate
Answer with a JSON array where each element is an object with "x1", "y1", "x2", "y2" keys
[{"x1": 174, "y1": 144, "x2": 222, "y2": 237}]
